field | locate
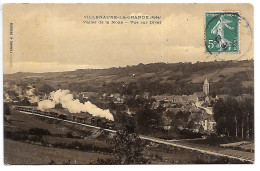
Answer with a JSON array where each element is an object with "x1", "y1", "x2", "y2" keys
[
  {"x1": 4, "y1": 139, "x2": 111, "y2": 165},
  {"x1": 4, "y1": 108, "x2": 116, "y2": 164},
  {"x1": 4, "y1": 107, "x2": 253, "y2": 164},
  {"x1": 4, "y1": 60, "x2": 254, "y2": 95}
]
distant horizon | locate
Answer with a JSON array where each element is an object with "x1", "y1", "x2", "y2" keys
[
  {"x1": 3, "y1": 4, "x2": 253, "y2": 74},
  {"x1": 4, "y1": 58, "x2": 254, "y2": 75}
]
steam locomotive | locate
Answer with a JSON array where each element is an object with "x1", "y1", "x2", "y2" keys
[{"x1": 13, "y1": 106, "x2": 115, "y2": 130}]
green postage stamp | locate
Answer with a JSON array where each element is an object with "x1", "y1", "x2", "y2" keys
[{"x1": 205, "y1": 12, "x2": 239, "y2": 53}]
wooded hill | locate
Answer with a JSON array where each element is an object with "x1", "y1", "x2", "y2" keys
[{"x1": 4, "y1": 59, "x2": 254, "y2": 96}]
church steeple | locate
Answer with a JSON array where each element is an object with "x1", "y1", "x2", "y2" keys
[{"x1": 203, "y1": 79, "x2": 209, "y2": 95}]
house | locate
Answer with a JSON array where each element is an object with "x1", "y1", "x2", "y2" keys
[
  {"x1": 161, "y1": 114, "x2": 172, "y2": 126},
  {"x1": 235, "y1": 94, "x2": 254, "y2": 102},
  {"x1": 126, "y1": 108, "x2": 134, "y2": 115},
  {"x1": 205, "y1": 96, "x2": 211, "y2": 103},
  {"x1": 152, "y1": 101, "x2": 160, "y2": 109},
  {"x1": 163, "y1": 103, "x2": 172, "y2": 108},
  {"x1": 79, "y1": 92, "x2": 96, "y2": 99},
  {"x1": 142, "y1": 92, "x2": 151, "y2": 99},
  {"x1": 192, "y1": 92, "x2": 207, "y2": 101},
  {"x1": 109, "y1": 93, "x2": 125, "y2": 103},
  {"x1": 216, "y1": 94, "x2": 229, "y2": 101},
  {"x1": 192, "y1": 124, "x2": 205, "y2": 134},
  {"x1": 166, "y1": 107, "x2": 181, "y2": 114},
  {"x1": 200, "y1": 114, "x2": 216, "y2": 132},
  {"x1": 189, "y1": 106, "x2": 201, "y2": 113},
  {"x1": 152, "y1": 95, "x2": 175, "y2": 103},
  {"x1": 110, "y1": 93, "x2": 120, "y2": 98},
  {"x1": 208, "y1": 121, "x2": 217, "y2": 132}
]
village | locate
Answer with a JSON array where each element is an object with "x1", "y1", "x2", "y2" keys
[
  {"x1": 75, "y1": 78, "x2": 252, "y2": 135},
  {"x1": 4, "y1": 75, "x2": 254, "y2": 138}
]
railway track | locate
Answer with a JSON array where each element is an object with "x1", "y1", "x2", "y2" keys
[{"x1": 18, "y1": 110, "x2": 254, "y2": 163}]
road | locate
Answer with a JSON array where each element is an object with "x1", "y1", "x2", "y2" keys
[
  {"x1": 140, "y1": 136, "x2": 254, "y2": 163},
  {"x1": 18, "y1": 110, "x2": 254, "y2": 163}
]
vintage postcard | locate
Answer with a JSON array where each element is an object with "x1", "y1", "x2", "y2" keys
[{"x1": 3, "y1": 3, "x2": 254, "y2": 164}]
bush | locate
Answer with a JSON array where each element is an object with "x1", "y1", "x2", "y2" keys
[
  {"x1": 67, "y1": 141, "x2": 83, "y2": 150},
  {"x1": 90, "y1": 157, "x2": 120, "y2": 165},
  {"x1": 52, "y1": 141, "x2": 113, "y2": 153},
  {"x1": 179, "y1": 129, "x2": 202, "y2": 139},
  {"x1": 192, "y1": 157, "x2": 250, "y2": 164},
  {"x1": 28, "y1": 128, "x2": 51, "y2": 136},
  {"x1": 4, "y1": 103, "x2": 11, "y2": 115},
  {"x1": 66, "y1": 132, "x2": 74, "y2": 138},
  {"x1": 4, "y1": 131, "x2": 28, "y2": 141}
]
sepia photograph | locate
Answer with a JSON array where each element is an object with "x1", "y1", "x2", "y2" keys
[{"x1": 2, "y1": 3, "x2": 254, "y2": 165}]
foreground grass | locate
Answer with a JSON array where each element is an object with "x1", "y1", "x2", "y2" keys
[
  {"x1": 4, "y1": 109, "x2": 252, "y2": 164},
  {"x1": 4, "y1": 139, "x2": 112, "y2": 165}
]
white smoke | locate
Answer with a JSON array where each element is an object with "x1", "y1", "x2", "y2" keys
[
  {"x1": 29, "y1": 96, "x2": 40, "y2": 103},
  {"x1": 37, "y1": 89, "x2": 114, "y2": 121},
  {"x1": 38, "y1": 100, "x2": 55, "y2": 110}
]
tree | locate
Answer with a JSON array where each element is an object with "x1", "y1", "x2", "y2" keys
[
  {"x1": 126, "y1": 82, "x2": 139, "y2": 95},
  {"x1": 213, "y1": 97, "x2": 254, "y2": 139},
  {"x1": 213, "y1": 98, "x2": 228, "y2": 135},
  {"x1": 20, "y1": 97, "x2": 31, "y2": 106},
  {"x1": 6, "y1": 90, "x2": 18, "y2": 97},
  {"x1": 4, "y1": 103, "x2": 11, "y2": 115},
  {"x1": 113, "y1": 128, "x2": 149, "y2": 164},
  {"x1": 135, "y1": 105, "x2": 161, "y2": 134},
  {"x1": 114, "y1": 111, "x2": 136, "y2": 133},
  {"x1": 91, "y1": 127, "x2": 149, "y2": 164},
  {"x1": 213, "y1": 97, "x2": 239, "y2": 137},
  {"x1": 224, "y1": 97, "x2": 239, "y2": 137},
  {"x1": 36, "y1": 83, "x2": 54, "y2": 95},
  {"x1": 240, "y1": 98, "x2": 254, "y2": 139}
]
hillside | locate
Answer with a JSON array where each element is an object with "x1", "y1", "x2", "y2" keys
[{"x1": 4, "y1": 60, "x2": 254, "y2": 96}]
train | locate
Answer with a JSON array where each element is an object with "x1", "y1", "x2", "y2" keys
[{"x1": 13, "y1": 106, "x2": 115, "y2": 130}]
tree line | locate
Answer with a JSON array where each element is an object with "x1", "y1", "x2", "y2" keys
[{"x1": 213, "y1": 97, "x2": 254, "y2": 139}]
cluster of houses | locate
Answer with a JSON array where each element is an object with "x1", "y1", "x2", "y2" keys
[
  {"x1": 77, "y1": 79, "x2": 218, "y2": 134},
  {"x1": 150, "y1": 79, "x2": 253, "y2": 134},
  {"x1": 151, "y1": 79, "x2": 217, "y2": 134},
  {"x1": 5, "y1": 78, "x2": 253, "y2": 135}
]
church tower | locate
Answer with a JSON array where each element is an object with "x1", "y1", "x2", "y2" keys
[{"x1": 203, "y1": 79, "x2": 210, "y2": 95}]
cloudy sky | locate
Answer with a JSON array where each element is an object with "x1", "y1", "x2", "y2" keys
[{"x1": 3, "y1": 4, "x2": 253, "y2": 74}]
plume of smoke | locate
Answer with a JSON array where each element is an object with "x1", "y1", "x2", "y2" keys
[
  {"x1": 29, "y1": 96, "x2": 40, "y2": 103},
  {"x1": 38, "y1": 89, "x2": 114, "y2": 121},
  {"x1": 38, "y1": 100, "x2": 56, "y2": 111}
]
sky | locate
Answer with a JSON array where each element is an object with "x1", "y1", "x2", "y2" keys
[{"x1": 3, "y1": 3, "x2": 254, "y2": 74}]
